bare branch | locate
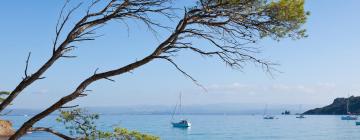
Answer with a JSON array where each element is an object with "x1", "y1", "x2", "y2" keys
[
  {"x1": 23, "y1": 52, "x2": 31, "y2": 80},
  {"x1": 79, "y1": 93, "x2": 88, "y2": 97},
  {"x1": 29, "y1": 127, "x2": 75, "y2": 140},
  {"x1": 104, "y1": 77, "x2": 116, "y2": 82},
  {"x1": 60, "y1": 105, "x2": 80, "y2": 109},
  {"x1": 93, "y1": 68, "x2": 99, "y2": 75},
  {"x1": 53, "y1": 1, "x2": 82, "y2": 54},
  {"x1": 156, "y1": 56, "x2": 207, "y2": 91},
  {"x1": 61, "y1": 55, "x2": 77, "y2": 58},
  {"x1": 37, "y1": 77, "x2": 46, "y2": 80}
]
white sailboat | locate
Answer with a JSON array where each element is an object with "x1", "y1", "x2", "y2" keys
[
  {"x1": 296, "y1": 105, "x2": 305, "y2": 119},
  {"x1": 263, "y1": 104, "x2": 275, "y2": 119},
  {"x1": 171, "y1": 93, "x2": 191, "y2": 128},
  {"x1": 341, "y1": 95, "x2": 357, "y2": 120}
]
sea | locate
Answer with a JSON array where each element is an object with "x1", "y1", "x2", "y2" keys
[{"x1": 3, "y1": 115, "x2": 360, "y2": 140}]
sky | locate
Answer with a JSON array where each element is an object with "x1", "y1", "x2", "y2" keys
[{"x1": 1, "y1": 0, "x2": 360, "y2": 109}]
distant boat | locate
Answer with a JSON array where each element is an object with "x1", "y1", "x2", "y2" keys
[
  {"x1": 263, "y1": 104, "x2": 275, "y2": 120},
  {"x1": 172, "y1": 120, "x2": 191, "y2": 128},
  {"x1": 342, "y1": 116, "x2": 357, "y2": 120},
  {"x1": 263, "y1": 115, "x2": 275, "y2": 119},
  {"x1": 296, "y1": 105, "x2": 306, "y2": 119},
  {"x1": 296, "y1": 114, "x2": 305, "y2": 119},
  {"x1": 341, "y1": 95, "x2": 358, "y2": 120},
  {"x1": 171, "y1": 93, "x2": 191, "y2": 128},
  {"x1": 355, "y1": 122, "x2": 360, "y2": 126}
]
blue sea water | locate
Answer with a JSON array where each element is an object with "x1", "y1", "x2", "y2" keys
[{"x1": 3, "y1": 115, "x2": 360, "y2": 140}]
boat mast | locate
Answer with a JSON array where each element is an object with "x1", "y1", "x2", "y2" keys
[
  {"x1": 264, "y1": 104, "x2": 268, "y2": 116},
  {"x1": 171, "y1": 100, "x2": 178, "y2": 121},
  {"x1": 171, "y1": 92, "x2": 183, "y2": 122}
]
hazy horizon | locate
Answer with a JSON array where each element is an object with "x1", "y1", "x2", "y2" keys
[{"x1": 5, "y1": 102, "x2": 323, "y2": 116}]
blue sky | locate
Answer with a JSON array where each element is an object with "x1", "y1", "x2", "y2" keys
[{"x1": 1, "y1": 0, "x2": 360, "y2": 109}]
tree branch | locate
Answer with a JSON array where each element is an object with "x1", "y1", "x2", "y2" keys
[
  {"x1": 156, "y1": 56, "x2": 207, "y2": 91},
  {"x1": 60, "y1": 105, "x2": 79, "y2": 109},
  {"x1": 29, "y1": 127, "x2": 75, "y2": 140},
  {"x1": 23, "y1": 52, "x2": 31, "y2": 80}
]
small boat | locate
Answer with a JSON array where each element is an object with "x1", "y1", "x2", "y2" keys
[
  {"x1": 171, "y1": 93, "x2": 191, "y2": 128},
  {"x1": 355, "y1": 122, "x2": 360, "y2": 125},
  {"x1": 341, "y1": 115, "x2": 358, "y2": 120},
  {"x1": 171, "y1": 119, "x2": 191, "y2": 128},
  {"x1": 296, "y1": 114, "x2": 306, "y2": 119},
  {"x1": 263, "y1": 105, "x2": 275, "y2": 120},
  {"x1": 296, "y1": 105, "x2": 305, "y2": 119},
  {"x1": 263, "y1": 115, "x2": 275, "y2": 119},
  {"x1": 341, "y1": 95, "x2": 358, "y2": 120}
]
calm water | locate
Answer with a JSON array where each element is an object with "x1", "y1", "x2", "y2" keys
[{"x1": 3, "y1": 115, "x2": 360, "y2": 140}]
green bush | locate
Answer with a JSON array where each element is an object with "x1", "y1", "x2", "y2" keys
[{"x1": 57, "y1": 108, "x2": 159, "y2": 140}]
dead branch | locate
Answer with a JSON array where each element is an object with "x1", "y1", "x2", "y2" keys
[
  {"x1": 104, "y1": 77, "x2": 116, "y2": 82},
  {"x1": 23, "y1": 52, "x2": 31, "y2": 80},
  {"x1": 29, "y1": 127, "x2": 75, "y2": 140},
  {"x1": 93, "y1": 68, "x2": 99, "y2": 75},
  {"x1": 155, "y1": 56, "x2": 207, "y2": 91},
  {"x1": 60, "y1": 105, "x2": 80, "y2": 109}
]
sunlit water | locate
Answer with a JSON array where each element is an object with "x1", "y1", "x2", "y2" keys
[{"x1": 3, "y1": 115, "x2": 360, "y2": 140}]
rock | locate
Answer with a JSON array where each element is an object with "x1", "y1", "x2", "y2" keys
[
  {"x1": 304, "y1": 96, "x2": 360, "y2": 115},
  {"x1": 0, "y1": 120, "x2": 14, "y2": 138},
  {"x1": 281, "y1": 110, "x2": 291, "y2": 115}
]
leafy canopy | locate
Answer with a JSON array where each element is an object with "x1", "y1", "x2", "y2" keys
[{"x1": 199, "y1": 0, "x2": 309, "y2": 39}]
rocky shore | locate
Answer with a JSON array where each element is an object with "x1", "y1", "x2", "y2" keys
[
  {"x1": 0, "y1": 120, "x2": 14, "y2": 140},
  {"x1": 304, "y1": 96, "x2": 360, "y2": 115}
]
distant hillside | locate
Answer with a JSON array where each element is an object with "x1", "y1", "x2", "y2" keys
[{"x1": 304, "y1": 96, "x2": 360, "y2": 115}]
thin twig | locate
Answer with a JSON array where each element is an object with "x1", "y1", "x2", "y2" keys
[
  {"x1": 23, "y1": 52, "x2": 31, "y2": 79},
  {"x1": 60, "y1": 105, "x2": 80, "y2": 109}
]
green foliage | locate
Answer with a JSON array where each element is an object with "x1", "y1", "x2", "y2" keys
[
  {"x1": 112, "y1": 128, "x2": 159, "y2": 140},
  {"x1": 0, "y1": 91, "x2": 10, "y2": 95},
  {"x1": 57, "y1": 108, "x2": 159, "y2": 140},
  {"x1": 266, "y1": 0, "x2": 309, "y2": 39},
  {"x1": 199, "y1": 0, "x2": 309, "y2": 40},
  {"x1": 56, "y1": 108, "x2": 99, "y2": 137}
]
